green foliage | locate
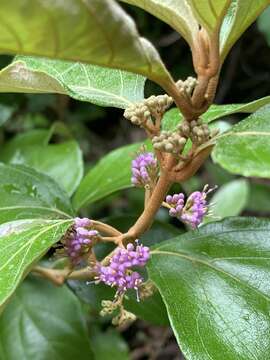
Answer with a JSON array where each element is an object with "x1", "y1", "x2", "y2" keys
[
  {"x1": 73, "y1": 142, "x2": 146, "y2": 210},
  {"x1": 258, "y1": 6, "x2": 270, "y2": 46},
  {"x1": 207, "y1": 179, "x2": 250, "y2": 221},
  {"x1": 91, "y1": 329, "x2": 129, "y2": 360},
  {"x1": 0, "y1": 164, "x2": 73, "y2": 224},
  {"x1": 213, "y1": 106, "x2": 270, "y2": 177},
  {"x1": 148, "y1": 218, "x2": 270, "y2": 360},
  {"x1": 0, "y1": 129, "x2": 83, "y2": 195},
  {"x1": 0, "y1": 219, "x2": 72, "y2": 311},
  {"x1": 0, "y1": 57, "x2": 146, "y2": 109},
  {"x1": 0, "y1": 278, "x2": 93, "y2": 359},
  {"x1": 0, "y1": 0, "x2": 172, "y2": 88}
]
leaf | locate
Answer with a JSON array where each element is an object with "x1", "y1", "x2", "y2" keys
[
  {"x1": 0, "y1": 0, "x2": 173, "y2": 89},
  {"x1": 258, "y1": 6, "x2": 270, "y2": 47},
  {"x1": 0, "y1": 103, "x2": 15, "y2": 126},
  {"x1": 188, "y1": 0, "x2": 231, "y2": 34},
  {"x1": 247, "y1": 183, "x2": 270, "y2": 213},
  {"x1": 69, "y1": 280, "x2": 169, "y2": 327},
  {"x1": 0, "y1": 219, "x2": 72, "y2": 310},
  {"x1": 0, "y1": 56, "x2": 146, "y2": 109},
  {"x1": 212, "y1": 106, "x2": 270, "y2": 178},
  {"x1": 119, "y1": 0, "x2": 198, "y2": 46},
  {"x1": 220, "y1": 0, "x2": 269, "y2": 60},
  {"x1": 0, "y1": 278, "x2": 93, "y2": 359},
  {"x1": 91, "y1": 329, "x2": 129, "y2": 360},
  {"x1": 148, "y1": 217, "x2": 270, "y2": 360},
  {"x1": 162, "y1": 96, "x2": 270, "y2": 131},
  {"x1": 1, "y1": 131, "x2": 83, "y2": 196},
  {"x1": 0, "y1": 163, "x2": 73, "y2": 224},
  {"x1": 207, "y1": 179, "x2": 249, "y2": 222},
  {"x1": 73, "y1": 142, "x2": 147, "y2": 210}
]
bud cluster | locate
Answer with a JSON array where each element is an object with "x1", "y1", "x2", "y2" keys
[
  {"x1": 64, "y1": 217, "x2": 99, "y2": 265},
  {"x1": 100, "y1": 300, "x2": 137, "y2": 326},
  {"x1": 165, "y1": 185, "x2": 215, "y2": 228},
  {"x1": 131, "y1": 152, "x2": 158, "y2": 187},
  {"x1": 96, "y1": 242, "x2": 150, "y2": 295},
  {"x1": 178, "y1": 118, "x2": 212, "y2": 146},
  {"x1": 152, "y1": 131, "x2": 186, "y2": 154},
  {"x1": 124, "y1": 94, "x2": 173, "y2": 127},
  {"x1": 176, "y1": 76, "x2": 198, "y2": 97}
]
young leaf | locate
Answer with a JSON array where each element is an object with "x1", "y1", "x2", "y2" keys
[
  {"x1": 0, "y1": 219, "x2": 72, "y2": 310},
  {"x1": 0, "y1": 0, "x2": 173, "y2": 89},
  {"x1": 0, "y1": 278, "x2": 94, "y2": 359},
  {"x1": 148, "y1": 217, "x2": 270, "y2": 360},
  {"x1": 0, "y1": 163, "x2": 73, "y2": 224},
  {"x1": 0, "y1": 57, "x2": 146, "y2": 109},
  {"x1": 212, "y1": 106, "x2": 270, "y2": 178},
  {"x1": 162, "y1": 95, "x2": 270, "y2": 131},
  {"x1": 119, "y1": 0, "x2": 199, "y2": 46},
  {"x1": 0, "y1": 131, "x2": 83, "y2": 196},
  {"x1": 73, "y1": 142, "x2": 148, "y2": 210},
  {"x1": 220, "y1": 0, "x2": 269, "y2": 61},
  {"x1": 188, "y1": 0, "x2": 231, "y2": 34},
  {"x1": 206, "y1": 179, "x2": 249, "y2": 222}
]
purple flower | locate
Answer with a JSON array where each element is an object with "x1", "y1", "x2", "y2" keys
[
  {"x1": 96, "y1": 242, "x2": 150, "y2": 294},
  {"x1": 166, "y1": 185, "x2": 215, "y2": 228},
  {"x1": 66, "y1": 217, "x2": 99, "y2": 264},
  {"x1": 131, "y1": 152, "x2": 158, "y2": 187}
]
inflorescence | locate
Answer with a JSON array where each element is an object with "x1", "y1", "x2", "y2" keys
[
  {"x1": 165, "y1": 185, "x2": 215, "y2": 228},
  {"x1": 63, "y1": 217, "x2": 99, "y2": 265},
  {"x1": 96, "y1": 242, "x2": 150, "y2": 296},
  {"x1": 131, "y1": 152, "x2": 158, "y2": 188}
]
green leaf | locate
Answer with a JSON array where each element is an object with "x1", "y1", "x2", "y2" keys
[
  {"x1": 188, "y1": 0, "x2": 231, "y2": 34},
  {"x1": 212, "y1": 106, "x2": 270, "y2": 178},
  {"x1": 73, "y1": 142, "x2": 146, "y2": 210},
  {"x1": 0, "y1": 57, "x2": 146, "y2": 109},
  {"x1": 0, "y1": 219, "x2": 72, "y2": 310},
  {"x1": 258, "y1": 6, "x2": 270, "y2": 47},
  {"x1": 148, "y1": 217, "x2": 270, "y2": 360},
  {"x1": 207, "y1": 179, "x2": 249, "y2": 222},
  {"x1": 220, "y1": 1, "x2": 269, "y2": 60},
  {"x1": 0, "y1": 163, "x2": 73, "y2": 224},
  {"x1": 1, "y1": 131, "x2": 83, "y2": 196},
  {"x1": 247, "y1": 183, "x2": 270, "y2": 213},
  {"x1": 0, "y1": 103, "x2": 15, "y2": 126},
  {"x1": 162, "y1": 96, "x2": 270, "y2": 131},
  {"x1": 0, "y1": 0, "x2": 173, "y2": 89},
  {"x1": 0, "y1": 278, "x2": 93, "y2": 359},
  {"x1": 119, "y1": 0, "x2": 198, "y2": 46},
  {"x1": 91, "y1": 329, "x2": 129, "y2": 360}
]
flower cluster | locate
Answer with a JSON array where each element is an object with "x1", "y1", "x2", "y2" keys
[
  {"x1": 96, "y1": 242, "x2": 150, "y2": 295},
  {"x1": 131, "y1": 152, "x2": 158, "y2": 187},
  {"x1": 166, "y1": 185, "x2": 215, "y2": 228},
  {"x1": 65, "y1": 217, "x2": 99, "y2": 264}
]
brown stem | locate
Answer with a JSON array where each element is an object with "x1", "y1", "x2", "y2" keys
[
  {"x1": 123, "y1": 171, "x2": 173, "y2": 243},
  {"x1": 92, "y1": 220, "x2": 122, "y2": 236}
]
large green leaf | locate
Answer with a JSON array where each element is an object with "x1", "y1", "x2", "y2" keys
[
  {"x1": 258, "y1": 6, "x2": 270, "y2": 47},
  {"x1": 0, "y1": 130, "x2": 83, "y2": 196},
  {"x1": 0, "y1": 163, "x2": 73, "y2": 224},
  {"x1": 207, "y1": 179, "x2": 249, "y2": 222},
  {"x1": 0, "y1": 0, "x2": 173, "y2": 89},
  {"x1": 220, "y1": 1, "x2": 269, "y2": 60},
  {"x1": 0, "y1": 278, "x2": 93, "y2": 360},
  {"x1": 0, "y1": 57, "x2": 146, "y2": 109},
  {"x1": 91, "y1": 329, "x2": 129, "y2": 360},
  {"x1": 148, "y1": 217, "x2": 270, "y2": 360},
  {"x1": 212, "y1": 106, "x2": 270, "y2": 178},
  {"x1": 0, "y1": 219, "x2": 72, "y2": 310},
  {"x1": 73, "y1": 142, "x2": 146, "y2": 210},
  {"x1": 162, "y1": 96, "x2": 270, "y2": 131},
  {"x1": 189, "y1": 0, "x2": 231, "y2": 34},
  {"x1": 119, "y1": 0, "x2": 198, "y2": 46}
]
